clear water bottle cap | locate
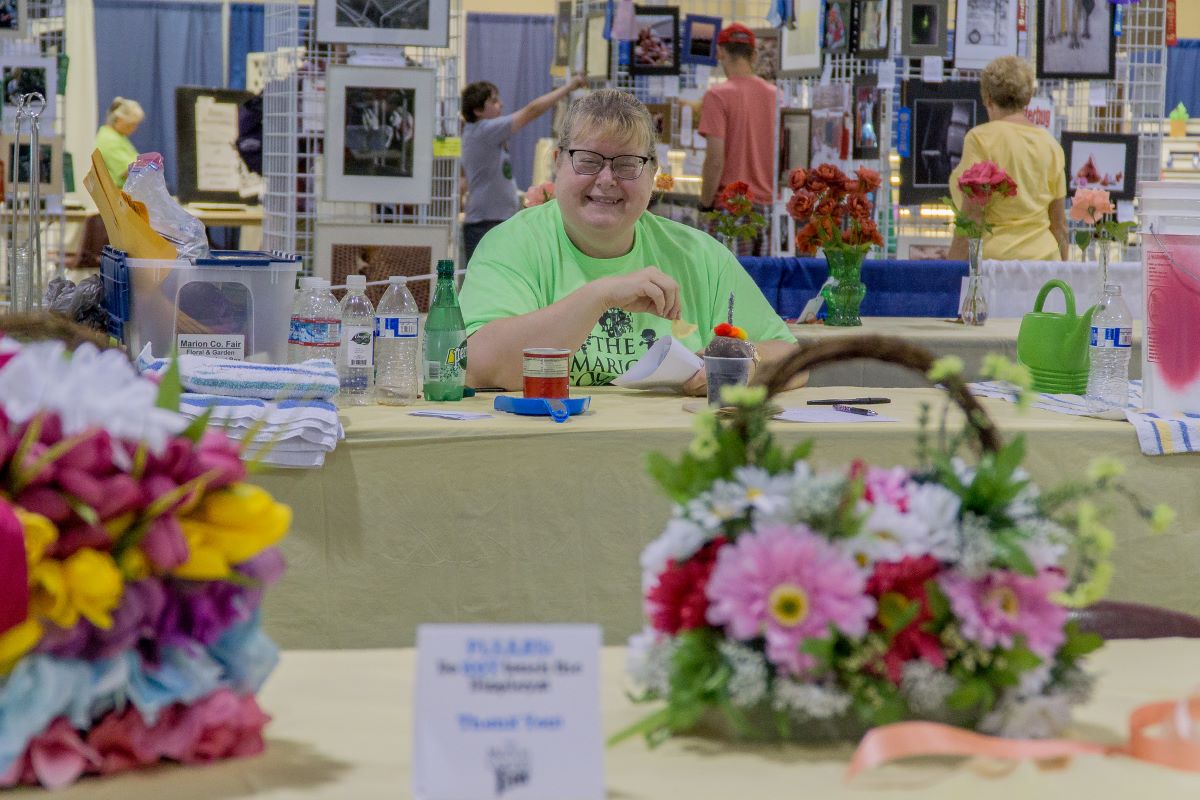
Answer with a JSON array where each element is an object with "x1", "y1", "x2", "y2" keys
[
  {"x1": 388, "y1": 275, "x2": 408, "y2": 285},
  {"x1": 347, "y1": 274, "x2": 367, "y2": 288},
  {"x1": 299, "y1": 276, "x2": 324, "y2": 290},
  {"x1": 1104, "y1": 282, "x2": 1121, "y2": 295}
]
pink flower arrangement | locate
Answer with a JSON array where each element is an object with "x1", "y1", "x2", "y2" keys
[
  {"x1": 1068, "y1": 188, "x2": 1116, "y2": 225},
  {"x1": 524, "y1": 181, "x2": 556, "y2": 207},
  {"x1": 1069, "y1": 188, "x2": 1134, "y2": 274},
  {"x1": 944, "y1": 160, "x2": 1019, "y2": 239}
]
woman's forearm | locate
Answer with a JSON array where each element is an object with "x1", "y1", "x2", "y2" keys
[
  {"x1": 947, "y1": 234, "x2": 968, "y2": 261},
  {"x1": 465, "y1": 285, "x2": 608, "y2": 389}
]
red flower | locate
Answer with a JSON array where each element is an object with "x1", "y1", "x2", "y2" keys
[
  {"x1": 787, "y1": 189, "x2": 816, "y2": 220},
  {"x1": 958, "y1": 160, "x2": 1019, "y2": 203},
  {"x1": 814, "y1": 196, "x2": 839, "y2": 218},
  {"x1": 794, "y1": 223, "x2": 820, "y2": 255},
  {"x1": 866, "y1": 556, "x2": 946, "y2": 684},
  {"x1": 788, "y1": 168, "x2": 807, "y2": 192},
  {"x1": 812, "y1": 163, "x2": 848, "y2": 188},
  {"x1": 854, "y1": 166, "x2": 882, "y2": 193},
  {"x1": 844, "y1": 193, "x2": 872, "y2": 223},
  {"x1": 646, "y1": 538, "x2": 726, "y2": 635}
]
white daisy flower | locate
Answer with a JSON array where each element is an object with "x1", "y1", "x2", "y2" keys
[
  {"x1": 1016, "y1": 517, "x2": 1070, "y2": 570},
  {"x1": 731, "y1": 465, "x2": 793, "y2": 518},
  {"x1": 640, "y1": 516, "x2": 711, "y2": 587}
]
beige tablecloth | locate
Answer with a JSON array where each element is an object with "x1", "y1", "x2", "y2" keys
[
  {"x1": 790, "y1": 318, "x2": 1144, "y2": 387},
  {"x1": 253, "y1": 386, "x2": 1200, "y2": 650},
  {"x1": 18, "y1": 640, "x2": 1200, "y2": 798}
]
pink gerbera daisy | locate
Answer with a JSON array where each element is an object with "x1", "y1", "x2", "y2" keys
[
  {"x1": 705, "y1": 525, "x2": 876, "y2": 675},
  {"x1": 938, "y1": 569, "x2": 1068, "y2": 659}
]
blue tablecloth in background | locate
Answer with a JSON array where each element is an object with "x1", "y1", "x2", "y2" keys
[{"x1": 739, "y1": 257, "x2": 969, "y2": 319}]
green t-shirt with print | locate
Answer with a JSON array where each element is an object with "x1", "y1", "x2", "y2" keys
[{"x1": 460, "y1": 201, "x2": 794, "y2": 387}]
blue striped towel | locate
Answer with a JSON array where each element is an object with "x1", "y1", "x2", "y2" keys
[
  {"x1": 137, "y1": 346, "x2": 339, "y2": 401},
  {"x1": 179, "y1": 393, "x2": 343, "y2": 469},
  {"x1": 968, "y1": 381, "x2": 1200, "y2": 456}
]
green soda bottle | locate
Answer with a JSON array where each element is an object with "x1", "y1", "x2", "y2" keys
[{"x1": 423, "y1": 259, "x2": 467, "y2": 401}]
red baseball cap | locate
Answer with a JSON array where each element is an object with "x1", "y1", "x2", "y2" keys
[{"x1": 717, "y1": 23, "x2": 756, "y2": 47}]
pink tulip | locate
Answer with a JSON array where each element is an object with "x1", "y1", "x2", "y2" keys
[
  {"x1": 96, "y1": 474, "x2": 144, "y2": 521},
  {"x1": 141, "y1": 516, "x2": 189, "y2": 572},
  {"x1": 16, "y1": 486, "x2": 72, "y2": 523},
  {"x1": 0, "y1": 498, "x2": 28, "y2": 636}
]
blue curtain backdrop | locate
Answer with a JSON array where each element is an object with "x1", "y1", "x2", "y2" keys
[
  {"x1": 229, "y1": 4, "x2": 266, "y2": 90},
  {"x1": 465, "y1": 13, "x2": 554, "y2": 190},
  {"x1": 94, "y1": 0, "x2": 223, "y2": 193},
  {"x1": 1166, "y1": 40, "x2": 1200, "y2": 116}
]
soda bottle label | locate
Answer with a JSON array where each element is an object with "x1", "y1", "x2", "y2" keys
[
  {"x1": 1090, "y1": 326, "x2": 1132, "y2": 348},
  {"x1": 424, "y1": 335, "x2": 466, "y2": 382},
  {"x1": 342, "y1": 324, "x2": 375, "y2": 367},
  {"x1": 290, "y1": 317, "x2": 341, "y2": 347},
  {"x1": 375, "y1": 314, "x2": 419, "y2": 339}
]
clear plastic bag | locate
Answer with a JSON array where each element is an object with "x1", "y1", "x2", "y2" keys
[{"x1": 123, "y1": 153, "x2": 210, "y2": 261}]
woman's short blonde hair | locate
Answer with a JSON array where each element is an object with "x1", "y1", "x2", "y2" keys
[
  {"x1": 106, "y1": 97, "x2": 145, "y2": 127},
  {"x1": 980, "y1": 56, "x2": 1036, "y2": 111},
  {"x1": 556, "y1": 89, "x2": 655, "y2": 157}
]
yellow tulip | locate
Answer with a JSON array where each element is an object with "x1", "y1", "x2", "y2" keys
[
  {"x1": 174, "y1": 483, "x2": 291, "y2": 580},
  {"x1": 0, "y1": 619, "x2": 42, "y2": 674},
  {"x1": 15, "y1": 509, "x2": 57, "y2": 565},
  {"x1": 63, "y1": 550, "x2": 123, "y2": 629}
]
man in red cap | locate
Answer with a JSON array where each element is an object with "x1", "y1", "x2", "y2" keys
[{"x1": 698, "y1": 22, "x2": 777, "y2": 257}]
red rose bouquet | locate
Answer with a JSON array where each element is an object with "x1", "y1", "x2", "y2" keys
[
  {"x1": 786, "y1": 164, "x2": 884, "y2": 256},
  {"x1": 944, "y1": 161, "x2": 1018, "y2": 239}
]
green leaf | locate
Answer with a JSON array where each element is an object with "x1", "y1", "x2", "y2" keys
[
  {"x1": 924, "y1": 579, "x2": 951, "y2": 622},
  {"x1": 1074, "y1": 230, "x2": 1092, "y2": 252},
  {"x1": 993, "y1": 532, "x2": 1037, "y2": 576},
  {"x1": 800, "y1": 635, "x2": 836, "y2": 670},
  {"x1": 1005, "y1": 642, "x2": 1043, "y2": 673},
  {"x1": 155, "y1": 349, "x2": 183, "y2": 412},
  {"x1": 878, "y1": 592, "x2": 921, "y2": 635},
  {"x1": 947, "y1": 677, "x2": 987, "y2": 711},
  {"x1": 179, "y1": 408, "x2": 214, "y2": 444},
  {"x1": 1060, "y1": 621, "x2": 1104, "y2": 660}
]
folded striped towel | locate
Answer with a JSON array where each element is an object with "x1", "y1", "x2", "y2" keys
[
  {"x1": 968, "y1": 381, "x2": 1200, "y2": 456},
  {"x1": 137, "y1": 346, "x2": 339, "y2": 401},
  {"x1": 179, "y1": 393, "x2": 344, "y2": 469}
]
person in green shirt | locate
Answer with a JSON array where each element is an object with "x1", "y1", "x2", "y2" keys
[
  {"x1": 94, "y1": 96, "x2": 143, "y2": 188},
  {"x1": 461, "y1": 89, "x2": 797, "y2": 393}
]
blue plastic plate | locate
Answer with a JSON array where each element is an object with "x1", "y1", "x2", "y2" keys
[{"x1": 493, "y1": 395, "x2": 591, "y2": 421}]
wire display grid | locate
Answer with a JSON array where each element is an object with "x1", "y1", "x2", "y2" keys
[{"x1": 261, "y1": 0, "x2": 463, "y2": 278}]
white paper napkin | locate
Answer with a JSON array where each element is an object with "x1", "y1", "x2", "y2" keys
[{"x1": 612, "y1": 336, "x2": 703, "y2": 390}]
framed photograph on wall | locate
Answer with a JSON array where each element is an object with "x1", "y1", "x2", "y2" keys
[
  {"x1": 553, "y1": 0, "x2": 572, "y2": 69},
  {"x1": 900, "y1": 0, "x2": 949, "y2": 59},
  {"x1": 585, "y1": 12, "x2": 610, "y2": 79},
  {"x1": 0, "y1": 55, "x2": 57, "y2": 132},
  {"x1": 852, "y1": 0, "x2": 890, "y2": 59},
  {"x1": 811, "y1": 83, "x2": 851, "y2": 166},
  {"x1": 315, "y1": 0, "x2": 450, "y2": 48},
  {"x1": 779, "y1": 0, "x2": 823, "y2": 77},
  {"x1": 1036, "y1": 0, "x2": 1115, "y2": 80},
  {"x1": 899, "y1": 80, "x2": 983, "y2": 206},
  {"x1": 313, "y1": 223, "x2": 448, "y2": 310},
  {"x1": 681, "y1": 14, "x2": 721, "y2": 66},
  {"x1": 823, "y1": 0, "x2": 852, "y2": 55},
  {"x1": 779, "y1": 108, "x2": 811, "y2": 189},
  {"x1": 0, "y1": 134, "x2": 63, "y2": 198},
  {"x1": 324, "y1": 65, "x2": 435, "y2": 204},
  {"x1": 897, "y1": 233, "x2": 952, "y2": 260},
  {"x1": 954, "y1": 0, "x2": 1018, "y2": 69},
  {"x1": 751, "y1": 27, "x2": 779, "y2": 82},
  {"x1": 0, "y1": 1, "x2": 28, "y2": 40},
  {"x1": 629, "y1": 6, "x2": 680, "y2": 76},
  {"x1": 644, "y1": 102, "x2": 673, "y2": 146},
  {"x1": 175, "y1": 86, "x2": 258, "y2": 205},
  {"x1": 1060, "y1": 131, "x2": 1138, "y2": 201},
  {"x1": 852, "y1": 74, "x2": 882, "y2": 160}
]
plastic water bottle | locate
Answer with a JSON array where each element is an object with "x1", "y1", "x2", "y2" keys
[
  {"x1": 374, "y1": 275, "x2": 421, "y2": 405},
  {"x1": 289, "y1": 277, "x2": 341, "y2": 364},
  {"x1": 338, "y1": 274, "x2": 375, "y2": 405},
  {"x1": 423, "y1": 260, "x2": 467, "y2": 402},
  {"x1": 1086, "y1": 282, "x2": 1133, "y2": 410}
]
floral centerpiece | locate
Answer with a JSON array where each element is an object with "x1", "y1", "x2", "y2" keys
[
  {"x1": 0, "y1": 334, "x2": 291, "y2": 789},
  {"x1": 614, "y1": 337, "x2": 1171, "y2": 746},
  {"x1": 1069, "y1": 188, "x2": 1135, "y2": 289},
  {"x1": 786, "y1": 164, "x2": 883, "y2": 327},
  {"x1": 943, "y1": 161, "x2": 1018, "y2": 326},
  {"x1": 703, "y1": 181, "x2": 766, "y2": 254}
]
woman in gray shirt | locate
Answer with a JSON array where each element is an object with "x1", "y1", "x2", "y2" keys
[{"x1": 460, "y1": 75, "x2": 586, "y2": 266}]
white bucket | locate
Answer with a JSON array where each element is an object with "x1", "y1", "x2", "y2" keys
[{"x1": 1139, "y1": 208, "x2": 1200, "y2": 412}]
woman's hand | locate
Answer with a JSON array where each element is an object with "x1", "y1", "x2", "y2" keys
[{"x1": 591, "y1": 267, "x2": 681, "y2": 320}]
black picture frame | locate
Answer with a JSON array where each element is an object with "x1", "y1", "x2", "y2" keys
[
  {"x1": 900, "y1": 0, "x2": 949, "y2": 59},
  {"x1": 680, "y1": 14, "x2": 721, "y2": 66},
  {"x1": 1060, "y1": 131, "x2": 1139, "y2": 201},
  {"x1": 851, "y1": 0, "x2": 890, "y2": 59},
  {"x1": 175, "y1": 86, "x2": 257, "y2": 205},
  {"x1": 823, "y1": 0, "x2": 853, "y2": 55},
  {"x1": 852, "y1": 74, "x2": 882, "y2": 160},
  {"x1": 899, "y1": 79, "x2": 983, "y2": 206},
  {"x1": 628, "y1": 5, "x2": 680, "y2": 76},
  {"x1": 1036, "y1": 0, "x2": 1116, "y2": 80},
  {"x1": 779, "y1": 108, "x2": 812, "y2": 191}
]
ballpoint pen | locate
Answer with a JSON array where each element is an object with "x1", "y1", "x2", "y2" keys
[
  {"x1": 833, "y1": 404, "x2": 877, "y2": 416},
  {"x1": 807, "y1": 397, "x2": 891, "y2": 405}
]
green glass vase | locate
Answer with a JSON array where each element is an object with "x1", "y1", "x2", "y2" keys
[{"x1": 821, "y1": 248, "x2": 867, "y2": 327}]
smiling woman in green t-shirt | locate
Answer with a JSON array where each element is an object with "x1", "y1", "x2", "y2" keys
[{"x1": 460, "y1": 89, "x2": 796, "y2": 393}]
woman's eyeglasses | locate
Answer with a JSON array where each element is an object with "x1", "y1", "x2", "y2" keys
[{"x1": 567, "y1": 149, "x2": 653, "y2": 181}]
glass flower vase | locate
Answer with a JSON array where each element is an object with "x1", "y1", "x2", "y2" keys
[
  {"x1": 961, "y1": 237, "x2": 988, "y2": 326},
  {"x1": 821, "y1": 247, "x2": 866, "y2": 327}
]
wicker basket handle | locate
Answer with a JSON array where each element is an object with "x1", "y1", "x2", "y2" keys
[{"x1": 757, "y1": 335, "x2": 1001, "y2": 454}]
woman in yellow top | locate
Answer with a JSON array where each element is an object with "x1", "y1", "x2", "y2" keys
[
  {"x1": 948, "y1": 56, "x2": 1067, "y2": 261},
  {"x1": 93, "y1": 97, "x2": 144, "y2": 188}
]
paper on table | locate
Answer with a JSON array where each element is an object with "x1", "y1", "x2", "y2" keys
[
  {"x1": 612, "y1": 335, "x2": 702, "y2": 389},
  {"x1": 775, "y1": 407, "x2": 898, "y2": 423},
  {"x1": 409, "y1": 410, "x2": 493, "y2": 420}
]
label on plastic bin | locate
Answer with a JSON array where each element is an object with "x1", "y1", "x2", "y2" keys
[
  {"x1": 177, "y1": 334, "x2": 245, "y2": 360},
  {"x1": 375, "y1": 314, "x2": 419, "y2": 339},
  {"x1": 1090, "y1": 326, "x2": 1132, "y2": 348},
  {"x1": 342, "y1": 325, "x2": 375, "y2": 368}
]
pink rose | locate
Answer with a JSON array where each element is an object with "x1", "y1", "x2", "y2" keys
[
  {"x1": 1069, "y1": 188, "x2": 1115, "y2": 224},
  {"x1": 958, "y1": 160, "x2": 1018, "y2": 203}
]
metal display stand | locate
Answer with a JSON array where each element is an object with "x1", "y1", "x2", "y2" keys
[{"x1": 259, "y1": 1, "x2": 463, "y2": 280}]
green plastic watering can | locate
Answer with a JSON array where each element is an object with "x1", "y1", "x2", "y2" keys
[{"x1": 1017, "y1": 280, "x2": 1097, "y2": 390}]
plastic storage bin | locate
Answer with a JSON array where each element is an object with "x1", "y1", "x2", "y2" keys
[{"x1": 101, "y1": 246, "x2": 301, "y2": 362}]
